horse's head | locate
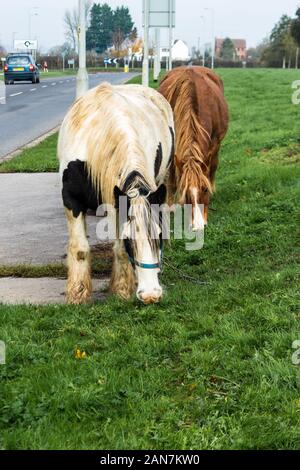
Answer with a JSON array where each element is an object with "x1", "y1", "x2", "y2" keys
[
  {"x1": 175, "y1": 156, "x2": 212, "y2": 230},
  {"x1": 114, "y1": 184, "x2": 167, "y2": 305}
]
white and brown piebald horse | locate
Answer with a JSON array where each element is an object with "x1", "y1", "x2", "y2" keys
[{"x1": 58, "y1": 82, "x2": 174, "y2": 305}]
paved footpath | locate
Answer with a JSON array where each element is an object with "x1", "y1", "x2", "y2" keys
[
  {"x1": 0, "y1": 173, "x2": 107, "y2": 305},
  {"x1": 0, "y1": 173, "x2": 99, "y2": 265},
  {"x1": 0, "y1": 278, "x2": 108, "y2": 305}
]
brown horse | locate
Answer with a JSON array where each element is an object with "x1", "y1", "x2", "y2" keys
[{"x1": 159, "y1": 66, "x2": 229, "y2": 230}]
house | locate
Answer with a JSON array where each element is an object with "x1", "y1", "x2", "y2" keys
[
  {"x1": 161, "y1": 39, "x2": 190, "y2": 62},
  {"x1": 215, "y1": 38, "x2": 247, "y2": 60}
]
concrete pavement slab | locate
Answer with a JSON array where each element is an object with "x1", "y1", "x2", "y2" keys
[
  {"x1": 0, "y1": 277, "x2": 108, "y2": 305},
  {"x1": 0, "y1": 173, "x2": 99, "y2": 265}
]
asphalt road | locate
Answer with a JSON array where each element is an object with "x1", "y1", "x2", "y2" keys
[{"x1": 0, "y1": 72, "x2": 138, "y2": 159}]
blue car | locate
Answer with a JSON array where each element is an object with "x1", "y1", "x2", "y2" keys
[{"x1": 4, "y1": 53, "x2": 40, "y2": 85}]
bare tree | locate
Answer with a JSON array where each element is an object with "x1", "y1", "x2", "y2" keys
[
  {"x1": 0, "y1": 44, "x2": 7, "y2": 56},
  {"x1": 112, "y1": 29, "x2": 125, "y2": 55},
  {"x1": 64, "y1": 10, "x2": 78, "y2": 52},
  {"x1": 64, "y1": 0, "x2": 92, "y2": 53}
]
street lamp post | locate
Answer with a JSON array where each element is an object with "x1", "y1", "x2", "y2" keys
[
  {"x1": 200, "y1": 15, "x2": 205, "y2": 67},
  {"x1": 76, "y1": 0, "x2": 89, "y2": 99},
  {"x1": 28, "y1": 7, "x2": 38, "y2": 39},
  {"x1": 153, "y1": 28, "x2": 161, "y2": 82},
  {"x1": 205, "y1": 7, "x2": 215, "y2": 69},
  {"x1": 168, "y1": 0, "x2": 174, "y2": 72},
  {"x1": 62, "y1": 52, "x2": 66, "y2": 72},
  {"x1": 28, "y1": 7, "x2": 38, "y2": 60},
  {"x1": 12, "y1": 32, "x2": 18, "y2": 51},
  {"x1": 142, "y1": 0, "x2": 149, "y2": 87}
]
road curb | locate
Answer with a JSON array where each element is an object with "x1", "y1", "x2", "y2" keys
[{"x1": 0, "y1": 125, "x2": 60, "y2": 163}]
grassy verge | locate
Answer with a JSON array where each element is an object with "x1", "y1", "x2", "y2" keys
[
  {"x1": 0, "y1": 69, "x2": 300, "y2": 450},
  {"x1": 0, "y1": 264, "x2": 66, "y2": 279},
  {"x1": 0, "y1": 67, "x2": 142, "y2": 81},
  {"x1": 39, "y1": 70, "x2": 77, "y2": 79},
  {"x1": 0, "y1": 246, "x2": 113, "y2": 279},
  {"x1": 0, "y1": 70, "x2": 76, "y2": 81},
  {"x1": 126, "y1": 72, "x2": 163, "y2": 88},
  {"x1": 0, "y1": 132, "x2": 58, "y2": 173}
]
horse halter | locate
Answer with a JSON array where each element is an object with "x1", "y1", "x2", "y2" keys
[{"x1": 124, "y1": 236, "x2": 164, "y2": 271}]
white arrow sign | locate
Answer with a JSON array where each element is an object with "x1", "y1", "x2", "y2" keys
[{"x1": 14, "y1": 40, "x2": 38, "y2": 51}]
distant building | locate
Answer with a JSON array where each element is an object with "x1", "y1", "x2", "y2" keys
[
  {"x1": 215, "y1": 38, "x2": 247, "y2": 60},
  {"x1": 161, "y1": 39, "x2": 190, "y2": 62}
]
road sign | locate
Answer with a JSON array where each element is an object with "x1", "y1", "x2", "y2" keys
[
  {"x1": 144, "y1": 0, "x2": 176, "y2": 28},
  {"x1": 14, "y1": 40, "x2": 38, "y2": 51},
  {"x1": 104, "y1": 58, "x2": 112, "y2": 65},
  {"x1": 68, "y1": 59, "x2": 75, "y2": 66},
  {"x1": 143, "y1": 0, "x2": 176, "y2": 85},
  {"x1": 113, "y1": 58, "x2": 118, "y2": 65}
]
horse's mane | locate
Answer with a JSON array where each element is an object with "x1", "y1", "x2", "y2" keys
[
  {"x1": 160, "y1": 68, "x2": 213, "y2": 200},
  {"x1": 68, "y1": 83, "x2": 155, "y2": 206}
]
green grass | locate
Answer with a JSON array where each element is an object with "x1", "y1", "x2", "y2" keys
[
  {"x1": 0, "y1": 133, "x2": 58, "y2": 173},
  {"x1": 38, "y1": 68, "x2": 131, "y2": 79},
  {"x1": 0, "y1": 70, "x2": 76, "y2": 82},
  {"x1": 0, "y1": 264, "x2": 66, "y2": 279},
  {"x1": 0, "y1": 245, "x2": 113, "y2": 279},
  {"x1": 39, "y1": 70, "x2": 77, "y2": 79},
  {"x1": 0, "y1": 68, "x2": 300, "y2": 450},
  {"x1": 0, "y1": 66, "x2": 142, "y2": 81},
  {"x1": 127, "y1": 71, "x2": 162, "y2": 88}
]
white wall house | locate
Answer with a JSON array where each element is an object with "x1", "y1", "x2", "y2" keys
[{"x1": 161, "y1": 39, "x2": 190, "y2": 62}]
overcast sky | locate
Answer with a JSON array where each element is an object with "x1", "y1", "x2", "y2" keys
[{"x1": 0, "y1": 0, "x2": 299, "y2": 52}]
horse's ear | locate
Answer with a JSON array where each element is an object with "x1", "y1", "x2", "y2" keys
[
  {"x1": 149, "y1": 184, "x2": 167, "y2": 206},
  {"x1": 114, "y1": 186, "x2": 126, "y2": 209}
]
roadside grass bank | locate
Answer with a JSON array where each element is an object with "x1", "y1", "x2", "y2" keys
[
  {"x1": 0, "y1": 246, "x2": 113, "y2": 279},
  {"x1": 0, "y1": 132, "x2": 58, "y2": 173},
  {"x1": 0, "y1": 69, "x2": 299, "y2": 450}
]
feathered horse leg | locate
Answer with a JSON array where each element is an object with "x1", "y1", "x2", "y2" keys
[
  {"x1": 110, "y1": 240, "x2": 136, "y2": 300},
  {"x1": 65, "y1": 209, "x2": 92, "y2": 304}
]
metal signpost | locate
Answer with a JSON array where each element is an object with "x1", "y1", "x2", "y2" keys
[
  {"x1": 68, "y1": 59, "x2": 75, "y2": 69},
  {"x1": 143, "y1": 0, "x2": 176, "y2": 86},
  {"x1": 0, "y1": 59, "x2": 5, "y2": 105},
  {"x1": 14, "y1": 39, "x2": 38, "y2": 51},
  {"x1": 62, "y1": 52, "x2": 66, "y2": 72},
  {"x1": 205, "y1": 7, "x2": 215, "y2": 69},
  {"x1": 14, "y1": 39, "x2": 38, "y2": 61},
  {"x1": 142, "y1": 0, "x2": 150, "y2": 87},
  {"x1": 104, "y1": 58, "x2": 111, "y2": 68},
  {"x1": 154, "y1": 28, "x2": 161, "y2": 81},
  {"x1": 76, "y1": 0, "x2": 89, "y2": 99}
]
